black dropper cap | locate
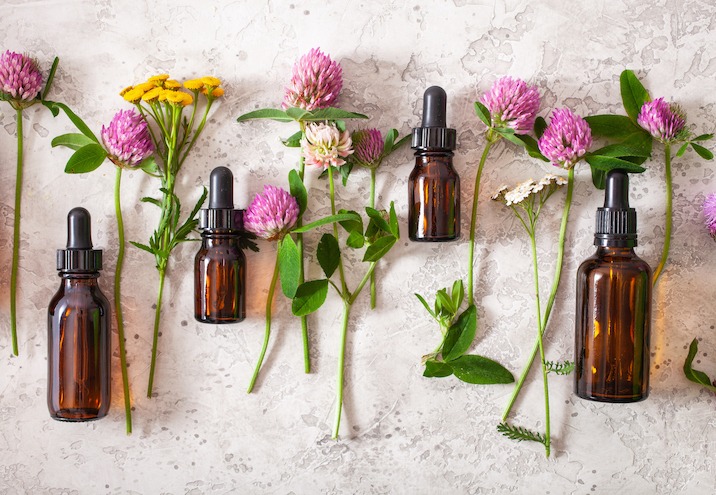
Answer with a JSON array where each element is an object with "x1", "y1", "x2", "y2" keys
[
  {"x1": 57, "y1": 207, "x2": 103, "y2": 272},
  {"x1": 411, "y1": 86, "x2": 457, "y2": 151},
  {"x1": 594, "y1": 169, "x2": 637, "y2": 248},
  {"x1": 198, "y1": 166, "x2": 244, "y2": 231}
]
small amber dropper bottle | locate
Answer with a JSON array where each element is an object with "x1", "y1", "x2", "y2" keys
[
  {"x1": 48, "y1": 207, "x2": 111, "y2": 421},
  {"x1": 194, "y1": 166, "x2": 246, "y2": 324},
  {"x1": 408, "y1": 86, "x2": 460, "y2": 241},
  {"x1": 575, "y1": 169, "x2": 652, "y2": 402}
]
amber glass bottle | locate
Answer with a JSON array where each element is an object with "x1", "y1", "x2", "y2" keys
[
  {"x1": 195, "y1": 166, "x2": 246, "y2": 324},
  {"x1": 408, "y1": 86, "x2": 460, "y2": 241},
  {"x1": 575, "y1": 170, "x2": 652, "y2": 402},
  {"x1": 48, "y1": 207, "x2": 111, "y2": 421}
]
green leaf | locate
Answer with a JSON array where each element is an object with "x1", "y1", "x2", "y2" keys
[
  {"x1": 442, "y1": 305, "x2": 477, "y2": 361},
  {"x1": 534, "y1": 117, "x2": 547, "y2": 138},
  {"x1": 366, "y1": 207, "x2": 391, "y2": 233},
  {"x1": 497, "y1": 422, "x2": 546, "y2": 445},
  {"x1": 423, "y1": 360, "x2": 453, "y2": 378},
  {"x1": 584, "y1": 114, "x2": 644, "y2": 139},
  {"x1": 676, "y1": 143, "x2": 689, "y2": 158},
  {"x1": 282, "y1": 130, "x2": 303, "y2": 148},
  {"x1": 620, "y1": 69, "x2": 651, "y2": 123},
  {"x1": 139, "y1": 156, "x2": 159, "y2": 175},
  {"x1": 51, "y1": 133, "x2": 95, "y2": 151},
  {"x1": 692, "y1": 133, "x2": 714, "y2": 142},
  {"x1": 64, "y1": 144, "x2": 107, "y2": 174},
  {"x1": 362, "y1": 235, "x2": 397, "y2": 262},
  {"x1": 236, "y1": 108, "x2": 292, "y2": 122},
  {"x1": 392, "y1": 134, "x2": 412, "y2": 152},
  {"x1": 691, "y1": 143, "x2": 714, "y2": 160},
  {"x1": 141, "y1": 197, "x2": 162, "y2": 207},
  {"x1": 41, "y1": 56, "x2": 59, "y2": 101},
  {"x1": 291, "y1": 279, "x2": 329, "y2": 316},
  {"x1": 449, "y1": 355, "x2": 514, "y2": 384},
  {"x1": 683, "y1": 339, "x2": 716, "y2": 392},
  {"x1": 388, "y1": 202, "x2": 400, "y2": 238},
  {"x1": 584, "y1": 154, "x2": 646, "y2": 174},
  {"x1": 383, "y1": 128, "x2": 398, "y2": 155},
  {"x1": 497, "y1": 128, "x2": 525, "y2": 147},
  {"x1": 43, "y1": 100, "x2": 99, "y2": 142},
  {"x1": 288, "y1": 169, "x2": 308, "y2": 215},
  {"x1": 435, "y1": 290, "x2": 455, "y2": 317},
  {"x1": 335, "y1": 119, "x2": 346, "y2": 132},
  {"x1": 304, "y1": 107, "x2": 369, "y2": 121},
  {"x1": 414, "y1": 293, "x2": 434, "y2": 318},
  {"x1": 590, "y1": 142, "x2": 651, "y2": 159},
  {"x1": 516, "y1": 134, "x2": 549, "y2": 161},
  {"x1": 473, "y1": 101, "x2": 491, "y2": 127},
  {"x1": 278, "y1": 235, "x2": 300, "y2": 298},
  {"x1": 591, "y1": 167, "x2": 607, "y2": 190},
  {"x1": 129, "y1": 241, "x2": 155, "y2": 255},
  {"x1": 544, "y1": 360, "x2": 576, "y2": 375},
  {"x1": 292, "y1": 212, "x2": 361, "y2": 233},
  {"x1": 337, "y1": 209, "x2": 363, "y2": 234},
  {"x1": 316, "y1": 233, "x2": 340, "y2": 278},
  {"x1": 339, "y1": 162, "x2": 353, "y2": 186},
  {"x1": 450, "y1": 280, "x2": 464, "y2": 317},
  {"x1": 346, "y1": 230, "x2": 365, "y2": 249},
  {"x1": 285, "y1": 107, "x2": 311, "y2": 121}
]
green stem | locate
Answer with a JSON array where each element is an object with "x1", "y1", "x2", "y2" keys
[
  {"x1": 247, "y1": 255, "x2": 280, "y2": 393},
  {"x1": 332, "y1": 301, "x2": 352, "y2": 439},
  {"x1": 529, "y1": 232, "x2": 550, "y2": 457},
  {"x1": 349, "y1": 262, "x2": 377, "y2": 305},
  {"x1": 329, "y1": 167, "x2": 349, "y2": 297},
  {"x1": 9, "y1": 108, "x2": 23, "y2": 356},
  {"x1": 147, "y1": 267, "x2": 166, "y2": 397},
  {"x1": 501, "y1": 167, "x2": 574, "y2": 421},
  {"x1": 296, "y1": 128, "x2": 310, "y2": 374},
  {"x1": 114, "y1": 168, "x2": 132, "y2": 434},
  {"x1": 653, "y1": 143, "x2": 672, "y2": 285},
  {"x1": 369, "y1": 168, "x2": 377, "y2": 309},
  {"x1": 467, "y1": 139, "x2": 494, "y2": 304}
]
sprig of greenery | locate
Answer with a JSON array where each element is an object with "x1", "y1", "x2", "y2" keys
[
  {"x1": 683, "y1": 339, "x2": 716, "y2": 392},
  {"x1": 497, "y1": 422, "x2": 546, "y2": 446},
  {"x1": 545, "y1": 360, "x2": 575, "y2": 375}
]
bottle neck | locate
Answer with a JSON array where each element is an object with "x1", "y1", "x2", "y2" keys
[
  {"x1": 594, "y1": 246, "x2": 638, "y2": 258},
  {"x1": 413, "y1": 149, "x2": 454, "y2": 158},
  {"x1": 58, "y1": 271, "x2": 100, "y2": 289},
  {"x1": 201, "y1": 231, "x2": 241, "y2": 246}
]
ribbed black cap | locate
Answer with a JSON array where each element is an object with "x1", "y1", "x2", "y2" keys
[
  {"x1": 411, "y1": 86, "x2": 457, "y2": 151},
  {"x1": 198, "y1": 166, "x2": 244, "y2": 231},
  {"x1": 57, "y1": 207, "x2": 102, "y2": 272},
  {"x1": 594, "y1": 170, "x2": 637, "y2": 247}
]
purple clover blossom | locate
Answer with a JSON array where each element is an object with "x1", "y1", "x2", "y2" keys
[
  {"x1": 0, "y1": 51, "x2": 43, "y2": 104},
  {"x1": 481, "y1": 76, "x2": 540, "y2": 134},
  {"x1": 244, "y1": 185, "x2": 299, "y2": 241},
  {"x1": 637, "y1": 97, "x2": 686, "y2": 143},
  {"x1": 282, "y1": 48, "x2": 343, "y2": 111},
  {"x1": 538, "y1": 108, "x2": 592, "y2": 169},
  {"x1": 703, "y1": 193, "x2": 716, "y2": 240},
  {"x1": 101, "y1": 109, "x2": 154, "y2": 168},
  {"x1": 351, "y1": 128, "x2": 383, "y2": 168}
]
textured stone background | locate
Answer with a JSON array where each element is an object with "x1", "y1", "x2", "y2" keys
[{"x1": 1, "y1": 0, "x2": 715, "y2": 493}]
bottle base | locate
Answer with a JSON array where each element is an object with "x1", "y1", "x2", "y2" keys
[
  {"x1": 51, "y1": 408, "x2": 106, "y2": 422},
  {"x1": 575, "y1": 390, "x2": 648, "y2": 403},
  {"x1": 195, "y1": 314, "x2": 245, "y2": 324},
  {"x1": 409, "y1": 234, "x2": 460, "y2": 242}
]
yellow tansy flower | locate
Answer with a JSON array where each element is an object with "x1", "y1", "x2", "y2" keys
[
  {"x1": 201, "y1": 76, "x2": 221, "y2": 87},
  {"x1": 164, "y1": 79, "x2": 181, "y2": 89},
  {"x1": 183, "y1": 79, "x2": 204, "y2": 90},
  {"x1": 123, "y1": 88, "x2": 145, "y2": 103},
  {"x1": 158, "y1": 89, "x2": 169, "y2": 102},
  {"x1": 165, "y1": 90, "x2": 193, "y2": 106},
  {"x1": 148, "y1": 74, "x2": 170, "y2": 83},
  {"x1": 135, "y1": 81, "x2": 156, "y2": 92},
  {"x1": 142, "y1": 87, "x2": 162, "y2": 101},
  {"x1": 119, "y1": 85, "x2": 134, "y2": 97},
  {"x1": 201, "y1": 87, "x2": 225, "y2": 98}
]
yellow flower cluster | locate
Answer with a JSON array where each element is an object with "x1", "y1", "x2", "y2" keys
[{"x1": 120, "y1": 74, "x2": 224, "y2": 106}]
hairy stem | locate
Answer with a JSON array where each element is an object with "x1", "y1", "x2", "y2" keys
[
  {"x1": 502, "y1": 167, "x2": 574, "y2": 421},
  {"x1": 369, "y1": 168, "x2": 377, "y2": 309},
  {"x1": 247, "y1": 255, "x2": 280, "y2": 393},
  {"x1": 10, "y1": 108, "x2": 23, "y2": 356},
  {"x1": 467, "y1": 140, "x2": 494, "y2": 304},
  {"x1": 114, "y1": 168, "x2": 133, "y2": 434},
  {"x1": 653, "y1": 143, "x2": 672, "y2": 285},
  {"x1": 147, "y1": 267, "x2": 166, "y2": 397},
  {"x1": 329, "y1": 167, "x2": 349, "y2": 297},
  {"x1": 530, "y1": 232, "x2": 550, "y2": 457},
  {"x1": 332, "y1": 301, "x2": 352, "y2": 439},
  {"x1": 296, "y1": 125, "x2": 311, "y2": 373}
]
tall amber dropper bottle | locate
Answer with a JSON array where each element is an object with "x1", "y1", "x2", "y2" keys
[
  {"x1": 48, "y1": 207, "x2": 111, "y2": 421},
  {"x1": 408, "y1": 86, "x2": 460, "y2": 241},
  {"x1": 575, "y1": 169, "x2": 652, "y2": 402},
  {"x1": 194, "y1": 166, "x2": 246, "y2": 324}
]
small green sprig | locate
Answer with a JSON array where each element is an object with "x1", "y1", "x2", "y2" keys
[
  {"x1": 497, "y1": 422, "x2": 546, "y2": 446},
  {"x1": 683, "y1": 339, "x2": 716, "y2": 393},
  {"x1": 545, "y1": 360, "x2": 575, "y2": 376}
]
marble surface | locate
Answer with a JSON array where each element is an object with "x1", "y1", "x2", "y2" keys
[{"x1": 1, "y1": 0, "x2": 715, "y2": 493}]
